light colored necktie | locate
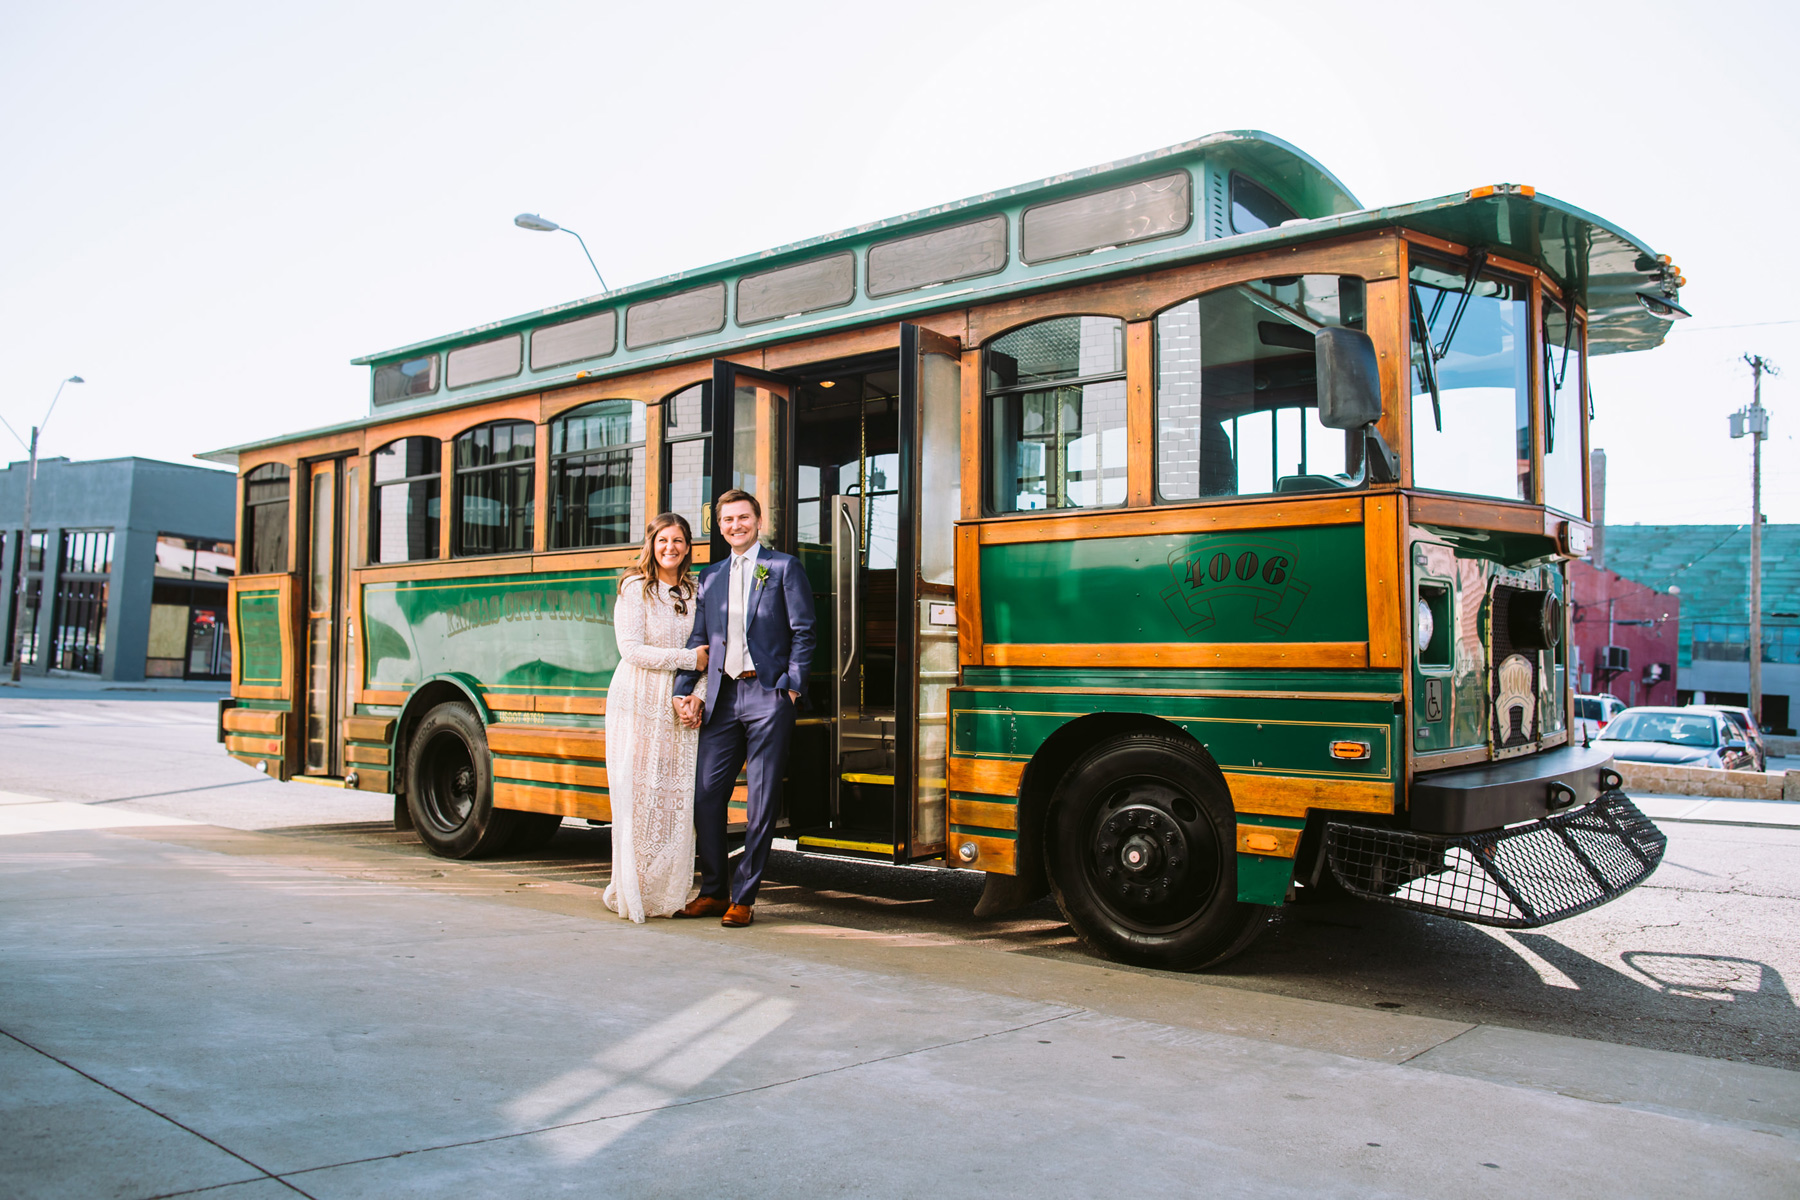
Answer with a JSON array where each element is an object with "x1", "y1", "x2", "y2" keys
[{"x1": 725, "y1": 555, "x2": 747, "y2": 677}]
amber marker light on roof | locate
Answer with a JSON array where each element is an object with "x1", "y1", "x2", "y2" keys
[
  {"x1": 1468, "y1": 184, "x2": 1535, "y2": 199},
  {"x1": 1329, "y1": 740, "x2": 1372, "y2": 761}
]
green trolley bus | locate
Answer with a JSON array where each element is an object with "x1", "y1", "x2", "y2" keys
[{"x1": 209, "y1": 130, "x2": 1677, "y2": 968}]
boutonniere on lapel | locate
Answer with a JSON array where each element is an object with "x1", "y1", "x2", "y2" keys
[{"x1": 753, "y1": 564, "x2": 771, "y2": 591}]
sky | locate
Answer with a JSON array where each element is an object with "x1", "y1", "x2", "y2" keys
[{"x1": 2, "y1": 0, "x2": 1796, "y2": 526}]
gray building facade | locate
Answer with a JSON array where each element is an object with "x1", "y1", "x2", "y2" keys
[{"x1": 1, "y1": 456, "x2": 235, "y2": 682}]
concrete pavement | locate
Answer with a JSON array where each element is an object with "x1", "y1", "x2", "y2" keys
[{"x1": 1, "y1": 802, "x2": 1795, "y2": 1198}]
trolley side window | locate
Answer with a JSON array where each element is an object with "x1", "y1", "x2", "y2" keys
[
  {"x1": 452, "y1": 421, "x2": 536, "y2": 557},
  {"x1": 370, "y1": 437, "x2": 442, "y2": 564},
  {"x1": 242, "y1": 463, "x2": 291, "y2": 575},
  {"x1": 985, "y1": 316, "x2": 1127, "y2": 514},
  {"x1": 551, "y1": 400, "x2": 647, "y2": 549},
  {"x1": 662, "y1": 384, "x2": 712, "y2": 539}
]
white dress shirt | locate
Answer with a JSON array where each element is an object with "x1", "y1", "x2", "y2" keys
[{"x1": 723, "y1": 543, "x2": 760, "y2": 678}]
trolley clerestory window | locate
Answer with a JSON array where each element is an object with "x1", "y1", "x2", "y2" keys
[
  {"x1": 551, "y1": 400, "x2": 647, "y2": 549},
  {"x1": 985, "y1": 316, "x2": 1128, "y2": 513},
  {"x1": 370, "y1": 437, "x2": 442, "y2": 563},
  {"x1": 452, "y1": 421, "x2": 535, "y2": 557}
]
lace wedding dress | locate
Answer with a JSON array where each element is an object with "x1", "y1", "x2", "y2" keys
[{"x1": 602, "y1": 575, "x2": 705, "y2": 922}]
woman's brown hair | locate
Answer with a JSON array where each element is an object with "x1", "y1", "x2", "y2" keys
[{"x1": 622, "y1": 512, "x2": 697, "y2": 613}]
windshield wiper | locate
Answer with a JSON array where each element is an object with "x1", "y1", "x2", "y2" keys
[
  {"x1": 1409, "y1": 286, "x2": 1443, "y2": 432},
  {"x1": 1431, "y1": 249, "x2": 1489, "y2": 363},
  {"x1": 1544, "y1": 305, "x2": 1575, "y2": 452}
]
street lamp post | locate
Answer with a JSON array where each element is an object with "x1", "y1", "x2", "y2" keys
[
  {"x1": 513, "y1": 213, "x2": 607, "y2": 290},
  {"x1": 6, "y1": 376, "x2": 84, "y2": 682},
  {"x1": 1730, "y1": 355, "x2": 1777, "y2": 723}
]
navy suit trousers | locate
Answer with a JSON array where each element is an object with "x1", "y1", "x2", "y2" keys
[{"x1": 692, "y1": 675, "x2": 793, "y2": 905}]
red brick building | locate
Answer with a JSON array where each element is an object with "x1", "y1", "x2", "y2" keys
[{"x1": 1569, "y1": 560, "x2": 1680, "y2": 706}]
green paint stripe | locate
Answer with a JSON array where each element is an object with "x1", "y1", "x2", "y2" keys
[
  {"x1": 234, "y1": 699, "x2": 291, "y2": 712},
  {"x1": 949, "y1": 792, "x2": 1017, "y2": 804},
  {"x1": 495, "y1": 776, "x2": 610, "y2": 797},
  {"x1": 1238, "y1": 815, "x2": 1307, "y2": 830},
  {"x1": 494, "y1": 750, "x2": 606, "y2": 766},
  {"x1": 950, "y1": 824, "x2": 1017, "y2": 840}
]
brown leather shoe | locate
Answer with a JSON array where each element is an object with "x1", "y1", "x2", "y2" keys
[
  {"x1": 721, "y1": 903, "x2": 754, "y2": 928},
  {"x1": 675, "y1": 895, "x2": 730, "y2": 919}
]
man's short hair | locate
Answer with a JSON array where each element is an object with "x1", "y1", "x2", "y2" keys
[{"x1": 716, "y1": 489, "x2": 761, "y2": 519}]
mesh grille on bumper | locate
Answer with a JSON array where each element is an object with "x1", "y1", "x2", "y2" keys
[{"x1": 1324, "y1": 792, "x2": 1666, "y2": 928}]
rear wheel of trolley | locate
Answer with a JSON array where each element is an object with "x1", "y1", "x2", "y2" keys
[
  {"x1": 1046, "y1": 732, "x2": 1268, "y2": 970},
  {"x1": 404, "y1": 702, "x2": 518, "y2": 859}
]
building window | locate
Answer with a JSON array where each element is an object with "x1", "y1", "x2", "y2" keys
[
  {"x1": 551, "y1": 401, "x2": 646, "y2": 549},
  {"x1": 371, "y1": 437, "x2": 441, "y2": 563},
  {"x1": 243, "y1": 463, "x2": 291, "y2": 574},
  {"x1": 985, "y1": 316, "x2": 1127, "y2": 513},
  {"x1": 4, "y1": 530, "x2": 45, "y2": 666},
  {"x1": 149, "y1": 534, "x2": 235, "y2": 679},
  {"x1": 662, "y1": 384, "x2": 712, "y2": 538},
  {"x1": 453, "y1": 421, "x2": 535, "y2": 556},
  {"x1": 1154, "y1": 275, "x2": 1369, "y2": 501},
  {"x1": 53, "y1": 530, "x2": 113, "y2": 674}
]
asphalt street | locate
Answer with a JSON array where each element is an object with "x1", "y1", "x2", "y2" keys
[
  {"x1": 1, "y1": 691, "x2": 1797, "y2": 1198},
  {"x1": 2, "y1": 692, "x2": 1795, "y2": 1069}
]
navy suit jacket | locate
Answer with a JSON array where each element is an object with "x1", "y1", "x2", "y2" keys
[{"x1": 673, "y1": 547, "x2": 816, "y2": 720}]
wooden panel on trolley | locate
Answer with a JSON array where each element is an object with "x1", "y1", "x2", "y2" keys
[
  {"x1": 948, "y1": 798, "x2": 1019, "y2": 832},
  {"x1": 1125, "y1": 320, "x2": 1154, "y2": 507},
  {"x1": 493, "y1": 756, "x2": 609, "y2": 790},
  {"x1": 494, "y1": 781, "x2": 611, "y2": 822},
  {"x1": 1225, "y1": 772, "x2": 1395, "y2": 818},
  {"x1": 973, "y1": 497, "x2": 1363, "y2": 546},
  {"x1": 1406, "y1": 494, "x2": 1565, "y2": 538},
  {"x1": 955, "y1": 523, "x2": 983, "y2": 667},
  {"x1": 1363, "y1": 495, "x2": 1403, "y2": 670},
  {"x1": 344, "y1": 742, "x2": 391, "y2": 766},
  {"x1": 223, "y1": 708, "x2": 285, "y2": 736},
  {"x1": 483, "y1": 693, "x2": 535, "y2": 712},
  {"x1": 344, "y1": 715, "x2": 394, "y2": 743},
  {"x1": 959, "y1": 347, "x2": 983, "y2": 522},
  {"x1": 983, "y1": 642, "x2": 1369, "y2": 670},
  {"x1": 485, "y1": 725, "x2": 606, "y2": 760},
  {"x1": 350, "y1": 768, "x2": 390, "y2": 793},
  {"x1": 947, "y1": 755, "x2": 1026, "y2": 797},
  {"x1": 228, "y1": 573, "x2": 293, "y2": 702},
  {"x1": 947, "y1": 833, "x2": 1017, "y2": 874},
  {"x1": 534, "y1": 695, "x2": 608, "y2": 716},
  {"x1": 226, "y1": 734, "x2": 283, "y2": 757}
]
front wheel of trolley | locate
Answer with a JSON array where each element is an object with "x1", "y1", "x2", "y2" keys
[
  {"x1": 404, "y1": 703, "x2": 518, "y2": 859},
  {"x1": 1046, "y1": 733, "x2": 1267, "y2": 970}
]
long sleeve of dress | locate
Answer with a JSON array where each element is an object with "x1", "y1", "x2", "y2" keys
[{"x1": 615, "y1": 578, "x2": 702, "y2": 672}]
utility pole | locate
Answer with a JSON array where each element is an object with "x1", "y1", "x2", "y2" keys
[
  {"x1": 5, "y1": 376, "x2": 82, "y2": 682},
  {"x1": 1731, "y1": 356, "x2": 1777, "y2": 723}
]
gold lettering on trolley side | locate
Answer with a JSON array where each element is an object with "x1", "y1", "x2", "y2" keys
[{"x1": 443, "y1": 587, "x2": 614, "y2": 639}]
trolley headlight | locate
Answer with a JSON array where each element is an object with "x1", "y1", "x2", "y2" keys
[{"x1": 1416, "y1": 597, "x2": 1436, "y2": 655}]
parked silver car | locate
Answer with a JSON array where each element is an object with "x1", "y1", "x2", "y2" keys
[
  {"x1": 1689, "y1": 705, "x2": 1768, "y2": 771},
  {"x1": 1596, "y1": 706, "x2": 1758, "y2": 771}
]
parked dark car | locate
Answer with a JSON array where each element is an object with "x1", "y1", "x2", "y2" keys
[
  {"x1": 1690, "y1": 704, "x2": 1767, "y2": 771},
  {"x1": 1596, "y1": 706, "x2": 1758, "y2": 771}
]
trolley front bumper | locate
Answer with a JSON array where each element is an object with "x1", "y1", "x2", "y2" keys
[{"x1": 1323, "y1": 791, "x2": 1666, "y2": 929}]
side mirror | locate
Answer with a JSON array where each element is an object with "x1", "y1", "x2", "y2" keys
[
  {"x1": 1316, "y1": 326, "x2": 1399, "y2": 483},
  {"x1": 1316, "y1": 327, "x2": 1382, "y2": 429}
]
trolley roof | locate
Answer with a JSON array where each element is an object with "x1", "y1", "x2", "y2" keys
[{"x1": 202, "y1": 130, "x2": 1684, "y2": 465}]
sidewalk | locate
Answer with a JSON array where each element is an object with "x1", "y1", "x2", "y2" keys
[
  {"x1": 0, "y1": 674, "x2": 227, "y2": 699},
  {"x1": 0, "y1": 807, "x2": 1794, "y2": 1198},
  {"x1": 1636, "y1": 792, "x2": 1800, "y2": 828}
]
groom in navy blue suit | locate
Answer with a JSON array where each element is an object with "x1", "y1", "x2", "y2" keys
[{"x1": 672, "y1": 489, "x2": 816, "y2": 927}]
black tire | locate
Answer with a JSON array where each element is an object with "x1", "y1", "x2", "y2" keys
[
  {"x1": 404, "y1": 703, "x2": 516, "y2": 859},
  {"x1": 504, "y1": 812, "x2": 564, "y2": 855},
  {"x1": 1046, "y1": 732, "x2": 1268, "y2": 971}
]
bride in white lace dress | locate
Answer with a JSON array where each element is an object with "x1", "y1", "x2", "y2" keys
[{"x1": 602, "y1": 513, "x2": 708, "y2": 922}]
